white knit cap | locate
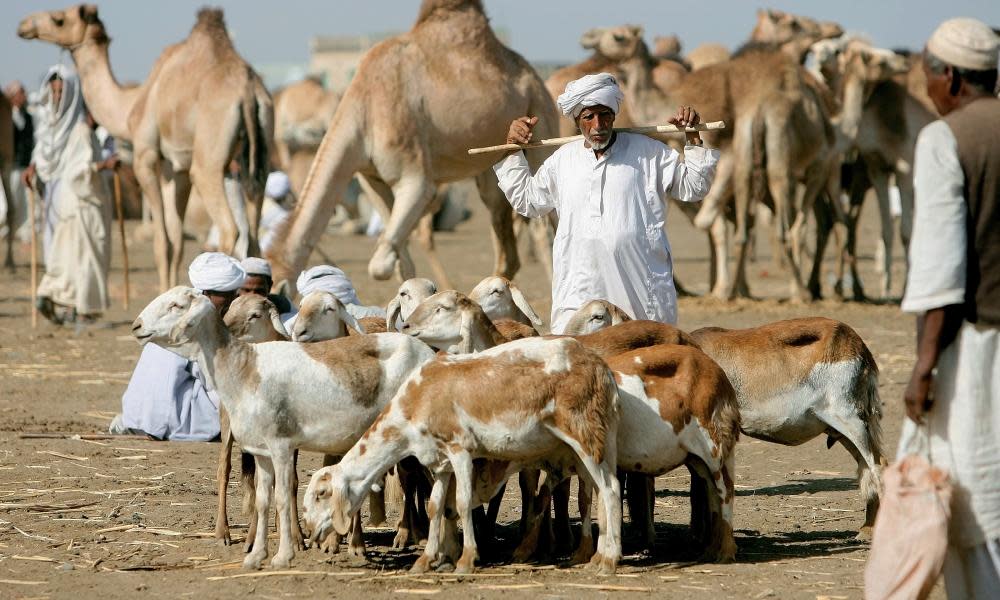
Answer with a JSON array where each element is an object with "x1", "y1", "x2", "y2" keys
[
  {"x1": 296, "y1": 265, "x2": 360, "y2": 305},
  {"x1": 927, "y1": 17, "x2": 1000, "y2": 71},
  {"x1": 241, "y1": 257, "x2": 272, "y2": 278},
  {"x1": 188, "y1": 252, "x2": 247, "y2": 292},
  {"x1": 265, "y1": 171, "x2": 291, "y2": 199},
  {"x1": 556, "y1": 73, "x2": 625, "y2": 118}
]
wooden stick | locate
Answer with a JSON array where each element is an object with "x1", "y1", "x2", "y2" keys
[
  {"x1": 18, "y1": 432, "x2": 153, "y2": 441},
  {"x1": 27, "y1": 185, "x2": 38, "y2": 328},
  {"x1": 467, "y1": 121, "x2": 726, "y2": 155},
  {"x1": 113, "y1": 169, "x2": 130, "y2": 311}
]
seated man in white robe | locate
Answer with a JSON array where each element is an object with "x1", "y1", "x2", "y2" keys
[
  {"x1": 493, "y1": 73, "x2": 719, "y2": 333},
  {"x1": 110, "y1": 253, "x2": 247, "y2": 441}
]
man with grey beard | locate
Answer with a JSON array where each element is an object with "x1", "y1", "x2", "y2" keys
[{"x1": 493, "y1": 73, "x2": 718, "y2": 334}]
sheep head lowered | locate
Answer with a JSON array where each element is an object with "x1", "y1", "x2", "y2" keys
[
  {"x1": 386, "y1": 278, "x2": 437, "y2": 331},
  {"x1": 224, "y1": 295, "x2": 289, "y2": 342},
  {"x1": 468, "y1": 276, "x2": 543, "y2": 328},
  {"x1": 562, "y1": 300, "x2": 632, "y2": 335},
  {"x1": 292, "y1": 291, "x2": 365, "y2": 342},
  {"x1": 303, "y1": 465, "x2": 360, "y2": 544},
  {"x1": 132, "y1": 287, "x2": 217, "y2": 359}
]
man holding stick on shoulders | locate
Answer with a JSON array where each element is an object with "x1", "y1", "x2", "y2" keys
[{"x1": 492, "y1": 73, "x2": 719, "y2": 333}]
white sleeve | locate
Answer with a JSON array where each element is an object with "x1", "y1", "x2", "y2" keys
[
  {"x1": 666, "y1": 144, "x2": 721, "y2": 203},
  {"x1": 901, "y1": 120, "x2": 967, "y2": 314},
  {"x1": 493, "y1": 152, "x2": 558, "y2": 218}
]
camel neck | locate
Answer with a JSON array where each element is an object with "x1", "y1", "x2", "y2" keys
[{"x1": 71, "y1": 40, "x2": 135, "y2": 140}]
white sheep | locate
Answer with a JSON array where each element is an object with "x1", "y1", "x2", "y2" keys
[
  {"x1": 561, "y1": 299, "x2": 632, "y2": 335},
  {"x1": 302, "y1": 336, "x2": 623, "y2": 574},
  {"x1": 133, "y1": 287, "x2": 436, "y2": 569},
  {"x1": 404, "y1": 292, "x2": 740, "y2": 562},
  {"x1": 386, "y1": 278, "x2": 437, "y2": 331},
  {"x1": 468, "y1": 276, "x2": 543, "y2": 328},
  {"x1": 290, "y1": 291, "x2": 367, "y2": 341}
]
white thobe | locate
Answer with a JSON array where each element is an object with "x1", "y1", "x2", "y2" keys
[
  {"x1": 494, "y1": 133, "x2": 719, "y2": 333},
  {"x1": 900, "y1": 119, "x2": 1000, "y2": 597},
  {"x1": 119, "y1": 344, "x2": 221, "y2": 442},
  {"x1": 35, "y1": 122, "x2": 112, "y2": 315}
]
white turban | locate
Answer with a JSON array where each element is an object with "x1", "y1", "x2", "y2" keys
[
  {"x1": 265, "y1": 171, "x2": 291, "y2": 199},
  {"x1": 188, "y1": 252, "x2": 247, "y2": 292},
  {"x1": 556, "y1": 73, "x2": 625, "y2": 118},
  {"x1": 296, "y1": 265, "x2": 360, "y2": 306},
  {"x1": 927, "y1": 17, "x2": 1000, "y2": 71},
  {"x1": 241, "y1": 257, "x2": 272, "y2": 278}
]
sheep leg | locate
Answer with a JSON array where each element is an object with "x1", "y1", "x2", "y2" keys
[
  {"x1": 551, "y1": 476, "x2": 573, "y2": 555},
  {"x1": 320, "y1": 453, "x2": 343, "y2": 553},
  {"x1": 348, "y1": 510, "x2": 367, "y2": 558},
  {"x1": 451, "y1": 453, "x2": 479, "y2": 574},
  {"x1": 214, "y1": 415, "x2": 234, "y2": 546},
  {"x1": 243, "y1": 456, "x2": 273, "y2": 570},
  {"x1": 625, "y1": 472, "x2": 656, "y2": 550},
  {"x1": 368, "y1": 487, "x2": 388, "y2": 528},
  {"x1": 511, "y1": 480, "x2": 553, "y2": 563},
  {"x1": 411, "y1": 472, "x2": 450, "y2": 574},
  {"x1": 241, "y1": 452, "x2": 258, "y2": 553},
  {"x1": 569, "y1": 477, "x2": 595, "y2": 565},
  {"x1": 270, "y1": 446, "x2": 296, "y2": 569},
  {"x1": 575, "y1": 453, "x2": 622, "y2": 576},
  {"x1": 289, "y1": 450, "x2": 305, "y2": 550},
  {"x1": 687, "y1": 463, "x2": 710, "y2": 544},
  {"x1": 816, "y1": 408, "x2": 883, "y2": 539}
]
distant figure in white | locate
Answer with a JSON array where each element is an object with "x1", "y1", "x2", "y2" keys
[
  {"x1": 111, "y1": 252, "x2": 246, "y2": 440},
  {"x1": 493, "y1": 73, "x2": 719, "y2": 333}
]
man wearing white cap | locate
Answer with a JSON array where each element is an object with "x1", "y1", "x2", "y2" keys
[
  {"x1": 282, "y1": 264, "x2": 385, "y2": 330},
  {"x1": 899, "y1": 17, "x2": 999, "y2": 597},
  {"x1": 239, "y1": 256, "x2": 292, "y2": 315},
  {"x1": 111, "y1": 253, "x2": 247, "y2": 440},
  {"x1": 494, "y1": 73, "x2": 718, "y2": 333}
]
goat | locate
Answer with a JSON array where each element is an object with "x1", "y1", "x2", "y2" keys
[
  {"x1": 404, "y1": 293, "x2": 737, "y2": 562},
  {"x1": 571, "y1": 307, "x2": 883, "y2": 536},
  {"x1": 386, "y1": 278, "x2": 437, "y2": 331},
  {"x1": 290, "y1": 291, "x2": 366, "y2": 341},
  {"x1": 468, "y1": 276, "x2": 543, "y2": 328},
  {"x1": 133, "y1": 287, "x2": 436, "y2": 569},
  {"x1": 302, "y1": 336, "x2": 623, "y2": 574},
  {"x1": 562, "y1": 299, "x2": 633, "y2": 335},
  {"x1": 690, "y1": 319, "x2": 884, "y2": 536}
]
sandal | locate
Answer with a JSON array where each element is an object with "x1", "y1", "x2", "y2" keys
[{"x1": 35, "y1": 296, "x2": 63, "y2": 325}]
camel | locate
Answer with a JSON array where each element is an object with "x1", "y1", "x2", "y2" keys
[
  {"x1": 273, "y1": 77, "x2": 340, "y2": 197},
  {"x1": 0, "y1": 93, "x2": 14, "y2": 271},
  {"x1": 749, "y1": 8, "x2": 843, "y2": 61},
  {"x1": 266, "y1": 0, "x2": 558, "y2": 292},
  {"x1": 686, "y1": 43, "x2": 731, "y2": 71},
  {"x1": 18, "y1": 5, "x2": 273, "y2": 291},
  {"x1": 810, "y1": 40, "x2": 933, "y2": 300}
]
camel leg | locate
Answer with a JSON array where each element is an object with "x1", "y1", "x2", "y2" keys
[
  {"x1": 132, "y1": 129, "x2": 170, "y2": 291},
  {"x1": 163, "y1": 168, "x2": 192, "y2": 290},
  {"x1": 190, "y1": 161, "x2": 239, "y2": 260},
  {"x1": 727, "y1": 128, "x2": 755, "y2": 300},
  {"x1": 2, "y1": 168, "x2": 13, "y2": 272},
  {"x1": 766, "y1": 158, "x2": 810, "y2": 303},
  {"x1": 369, "y1": 171, "x2": 435, "y2": 281},
  {"x1": 528, "y1": 217, "x2": 553, "y2": 283},
  {"x1": 709, "y1": 216, "x2": 730, "y2": 299},
  {"x1": 475, "y1": 170, "x2": 521, "y2": 280},
  {"x1": 868, "y1": 167, "x2": 894, "y2": 299},
  {"x1": 896, "y1": 169, "x2": 915, "y2": 293},
  {"x1": 414, "y1": 211, "x2": 452, "y2": 290}
]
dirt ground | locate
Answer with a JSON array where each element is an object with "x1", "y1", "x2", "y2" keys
[{"x1": 0, "y1": 197, "x2": 943, "y2": 599}]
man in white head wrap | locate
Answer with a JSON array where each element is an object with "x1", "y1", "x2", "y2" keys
[
  {"x1": 28, "y1": 66, "x2": 120, "y2": 325},
  {"x1": 259, "y1": 171, "x2": 293, "y2": 254},
  {"x1": 891, "y1": 17, "x2": 1000, "y2": 599},
  {"x1": 238, "y1": 256, "x2": 293, "y2": 315},
  {"x1": 493, "y1": 73, "x2": 719, "y2": 333},
  {"x1": 112, "y1": 253, "x2": 247, "y2": 441},
  {"x1": 282, "y1": 265, "x2": 385, "y2": 330}
]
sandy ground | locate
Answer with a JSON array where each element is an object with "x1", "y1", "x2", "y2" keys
[{"x1": 0, "y1": 197, "x2": 943, "y2": 599}]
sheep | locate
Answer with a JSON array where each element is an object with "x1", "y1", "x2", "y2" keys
[
  {"x1": 215, "y1": 295, "x2": 290, "y2": 550},
  {"x1": 386, "y1": 278, "x2": 437, "y2": 331},
  {"x1": 573, "y1": 307, "x2": 885, "y2": 537},
  {"x1": 302, "y1": 336, "x2": 623, "y2": 574},
  {"x1": 562, "y1": 299, "x2": 632, "y2": 335},
  {"x1": 690, "y1": 319, "x2": 884, "y2": 537},
  {"x1": 403, "y1": 293, "x2": 739, "y2": 562},
  {"x1": 290, "y1": 291, "x2": 367, "y2": 341},
  {"x1": 468, "y1": 276, "x2": 543, "y2": 328},
  {"x1": 133, "y1": 287, "x2": 437, "y2": 569}
]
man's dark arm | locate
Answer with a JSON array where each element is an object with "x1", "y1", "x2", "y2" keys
[{"x1": 903, "y1": 304, "x2": 964, "y2": 422}]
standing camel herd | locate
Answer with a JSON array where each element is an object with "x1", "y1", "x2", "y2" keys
[{"x1": 11, "y1": 1, "x2": 943, "y2": 304}]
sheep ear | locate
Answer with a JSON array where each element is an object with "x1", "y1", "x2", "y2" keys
[
  {"x1": 339, "y1": 304, "x2": 366, "y2": 335},
  {"x1": 509, "y1": 284, "x2": 543, "y2": 327},
  {"x1": 611, "y1": 305, "x2": 632, "y2": 325},
  {"x1": 386, "y1": 297, "x2": 402, "y2": 331},
  {"x1": 274, "y1": 279, "x2": 291, "y2": 300},
  {"x1": 580, "y1": 28, "x2": 605, "y2": 49},
  {"x1": 331, "y1": 487, "x2": 353, "y2": 536},
  {"x1": 458, "y1": 309, "x2": 474, "y2": 354},
  {"x1": 268, "y1": 305, "x2": 289, "y2": 339}
]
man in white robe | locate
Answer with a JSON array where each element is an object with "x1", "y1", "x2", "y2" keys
[
  {"x1": 281, "y1": 265, "x2": 385, "y2": 331},
  {"x1": 25, "y1": 68, "x2": 117, "y2": 324},
  {"x1": 112, "y1": 253, "x2": 246, "y2": 441},
  {"x1": 899, "y1": 18, "x2": 1000, "y2": 598},
  {"x1": 493, "y1": 73, "x2": 719, "y2": 333}
]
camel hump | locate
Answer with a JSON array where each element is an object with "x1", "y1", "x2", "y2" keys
[
  {"x1": 415, "y1": 0, "x2": 484, "y2": 25},
  {"x1": 195, "y1": 8, "x2": 227, "y2": 31}
]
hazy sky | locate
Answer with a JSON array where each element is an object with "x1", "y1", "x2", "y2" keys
[{"x1": 4, "y1": 0, "x2": 999, "y2": 89}]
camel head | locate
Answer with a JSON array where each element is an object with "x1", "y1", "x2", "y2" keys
[
  {"x1": 840, "y1": 45, "x2": 909, "y2": 86},
  {"x1": 752, "y1": 9, "x2": 842, "y2": 46},
  {"x1": 580, "y1": 25, "x2": 645, "y2": 62},
  {"x1": 18, "y1": 4, "x2": 107, "y2": 49},
  {"x1": 653, "y1": 35, "x2": 682, "y2": 59}
]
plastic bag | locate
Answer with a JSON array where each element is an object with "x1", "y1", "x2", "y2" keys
[{"x1": 864, "y1": 452, "x2": 952, "y2": 600}]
